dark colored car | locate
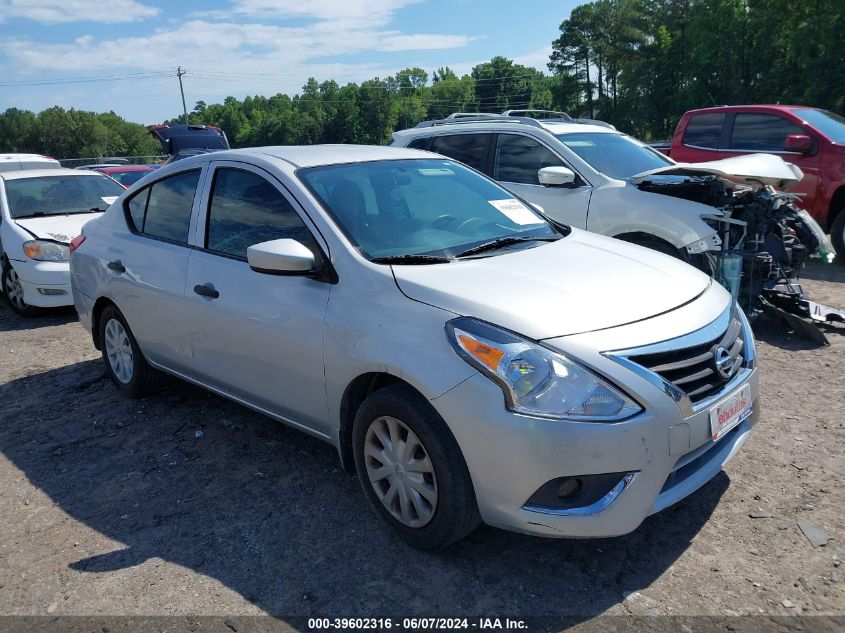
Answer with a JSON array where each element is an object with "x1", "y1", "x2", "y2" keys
[
  {"x1": 662, "y1": 105, "x2": 845, "y2": 256},
  {"x1": 149, "y1": 124, "x2": 230, "y2": 164},
  {"x1": 91, "y1": 165, "x2": 156, "y2": 188}
]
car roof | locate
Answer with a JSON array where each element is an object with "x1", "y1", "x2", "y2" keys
[
  {"x1": 392, "y1": 120, "x2": 617, "y2": 139},
  {"x1": 684, "y1": 104, "x2": 814, "y2": 116},
  {"x1": 190, "y1": 145, "x2": 435, "y2": 168},
  {"x1": 97, "y1": 165, "x2": 156, "y2": 172},
  {"x1": 0, "y1": 167, "x2": 109, "y2": 181}
]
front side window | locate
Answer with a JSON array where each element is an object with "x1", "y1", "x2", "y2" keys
[
  {"x1": 556, "y1": 132, "x2": 672, "y2": 180},
  {"x1": 299, "y1": 159, "x2": 559, "y2": 261},
  {"x1": 205, "y1": 168, "x2": 315, "y2": 259},
  {"x1": 125, "y1": 170, "x2": 200, "y2": 243},
  {"x1": 429, "y1": 134, "x2": 491, "y2": 171},
  {"x1": 683, "y1": 113, "x2": 725, "y2": 148},
  {"x1": 493, "y1": 134, "x2": 564, "y2": 185},
  {"x1": 729, "y1": 113, "x2": 805, "y2": 151},
  {"x1": 4, "y1": 174, "x2": 125, "y2": 219}
]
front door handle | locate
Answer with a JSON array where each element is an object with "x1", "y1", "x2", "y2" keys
[
  {"x1": 193, "y1": 283, "x2": 220, "y2": 299},
  {"x1": 107, "y1": 260, "x2": 125, "y2": 273}
]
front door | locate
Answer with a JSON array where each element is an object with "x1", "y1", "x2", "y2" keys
[
  {"x1": 491, "y1": 133, "x2": 591, "y2": 228},
  {"x1": 185, "y1": 162, "x2": 332, "y2": 435}
]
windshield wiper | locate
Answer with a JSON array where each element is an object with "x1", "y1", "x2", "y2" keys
[
  {"x1": 371, "y1": 254, "x2": 451, "y2": 265},
  {"x1": 455, "y1": 235, "x2": 560, "y2": 258}
]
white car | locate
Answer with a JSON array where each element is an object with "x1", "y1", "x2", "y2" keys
[
  {"x1": 70, "y1": 145, "x2": 758, "y2": 548},
  {"x1": 0, "y1": 168, "x2": 126, "y2": 315},
  {"x1": 0, "y1": 153, "x2": 61, "y2": 173},
  {"x1": 390, "y1": 112, "x2": 802, "y2": 260}
]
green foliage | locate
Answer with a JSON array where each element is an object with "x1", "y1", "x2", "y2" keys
[{"x1": 0, "y1": 106, "x2": 159, "y2": 159}]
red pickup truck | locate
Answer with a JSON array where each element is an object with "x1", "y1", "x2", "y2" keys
[{"x1": 660, "y1": 105, "x2": 845, "y2": 256}]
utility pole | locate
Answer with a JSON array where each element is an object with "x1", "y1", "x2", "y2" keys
[{"x1": 176, "y1": 66, "x2": 188, "y2": 124}]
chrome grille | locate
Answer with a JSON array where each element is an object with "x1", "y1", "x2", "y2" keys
[{"x1": 628, "y1": 315, "x2": 744, "y2": 404}]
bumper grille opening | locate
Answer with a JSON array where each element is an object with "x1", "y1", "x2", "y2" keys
[{"x1": 628, "y1": 315, "x2": 744, "y2": 404}]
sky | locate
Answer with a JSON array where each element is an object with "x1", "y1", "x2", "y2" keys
[{"x1": 0, "y1": 0, "x2": 581, "y2": 124}]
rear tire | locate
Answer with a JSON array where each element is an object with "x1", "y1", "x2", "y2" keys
[
  {"x1": 2, "y1": 263, "x2": 38, "y2": 317},
  {"x1": 352, "y1": 384, "x2": 480, "y2": 549},
  {"x1": 99, "y1": 304, "x2": 161, "y2": 398},
  {"x1": 831, "y1": 209, "x2": 845, "y2": 262}
]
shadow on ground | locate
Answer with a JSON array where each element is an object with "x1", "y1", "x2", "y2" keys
[
  {"x1": 0, "y1": 304, "x2": 77, "y2": 333},
  {"x1": 0, "y1": 359, "x2": 727, "y2": 619}
]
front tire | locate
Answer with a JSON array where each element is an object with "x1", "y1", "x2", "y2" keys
[
  {"x1": 831, "y1": 209, "x2": 845, "y2": 262},
  {"x1": 99, "y1": 304, "x2": 161, "y2": 398},
  {"x1": 2, "y1": 263, "x2": 38, "y2": 317},
  {"x1": 352, "y1": 384, "x2": 480, "y2": 549}
]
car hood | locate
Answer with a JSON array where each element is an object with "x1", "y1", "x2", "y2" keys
[
  {"x1": 392, "y1": 229, "x2": 711, "y2": 339},
  {"x1": 631, "y1": 153, "x2": 804, "y2": 189},
  {"x1": 14, "y1": 212, "x2": 102, "y2": 243}
]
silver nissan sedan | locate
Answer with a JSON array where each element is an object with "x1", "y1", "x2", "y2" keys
[{"x1": 69, "y1": 145, "x2": 758, "y2": 549}]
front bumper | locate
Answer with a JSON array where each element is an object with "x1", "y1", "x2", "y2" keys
[
  {"x1": 432, "y1": 366, "x2": 758, "y2": 538},
  {"x1": 10, "y1": 260, "x2": 73, "y2": 308}
]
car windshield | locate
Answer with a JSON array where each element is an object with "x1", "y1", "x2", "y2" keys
[
  {"x1": 4, "y1": 175, "x2": 125, "y2": 219},
  {"x1": 556, "y1": 132, "x2": 673, "y2": 179},
  {"x1": 110, "y1": 169, "x2": 153, "y2": 186},
  {"x1": 299, "y1": 159, "x2": 560, "y2": 261},
  {"x1": 791, "y1": 108, "x2": 845, "y2": 143}
]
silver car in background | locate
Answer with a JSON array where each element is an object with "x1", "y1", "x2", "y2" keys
[{"x1": 70, "y1": 145, "x2": 758, "y2": 549}]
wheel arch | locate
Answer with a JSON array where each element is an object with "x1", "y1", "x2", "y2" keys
[
  {"x1": 613, "y1": 231, "x2": 685, "y2": 258},
  {"x1": 91, "y1": 296, "x2": 118, "y2": 350},
  {"x1": 827, "y1": 184, "x2": 845, "y2": 231}
]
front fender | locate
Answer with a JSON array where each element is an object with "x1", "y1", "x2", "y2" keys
[{"x1": 588, "y1": 184, "x2": 721, "y2": 250}]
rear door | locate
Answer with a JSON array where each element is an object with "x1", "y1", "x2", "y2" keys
[
  {"x1": 490, "y1": 133, "x2": 591, "y2": 228},
  {"x1": 109, "y1": 168, "x2": 205, "y2": 373},
  {"x1": 672, "y1": 112, "x2": 725, "y2": 162},
  {"x1": 185, "y1": 161, "x2": 332, "y2": 435}
]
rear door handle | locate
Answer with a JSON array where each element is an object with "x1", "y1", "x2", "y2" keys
[
  {"x1": 107, "y1": 260, "x2": 125, "y2": 273},
  {"x1": 193, "y1": 283, "x2": 220, "y2": 299}
]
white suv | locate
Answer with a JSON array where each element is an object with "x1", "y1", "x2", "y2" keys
[{"x1": 391, "y1": 111, "x2": 731, "y2": 259}]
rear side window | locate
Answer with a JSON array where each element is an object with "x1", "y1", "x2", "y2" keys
[
  {"x1": 407, "y1": 137, "x2": 431, "y2": 150},
  {"x1": 205, "y1": 168, "x2": 315, "y2": 259},
  {"x1": 124, "y1": 170, "x2": 200, "y2": 244},
  {"x1": 729, "y1": 113, "x2": 805, "y2": 151},
  {"x1": 429, "y1": 134, "x2": 491, "y2": 171},
  {"x1": 493, "y1": 134, "x2": 564, "y2": 185},
  {"x1": 683, "y1": 113, "x2": 725, "y2": 148}
]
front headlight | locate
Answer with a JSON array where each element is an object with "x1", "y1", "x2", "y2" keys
[
  {"x1": 445, "y1": 317, "x2": 641, "y2": 421},
  {"x1": 22, "y1": 240, "x2": 70, "y2": 262}
]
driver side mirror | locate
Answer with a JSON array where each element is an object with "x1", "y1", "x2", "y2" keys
[
  {"x1": 247, "y1": 238, "x2": 316, "y2": 275},
  {"x1": 538, "y1": 166, "x2": 577, "y2": 187},
  {"x1": 784, "y1": 134, "x2": 813, "y2": 154}
]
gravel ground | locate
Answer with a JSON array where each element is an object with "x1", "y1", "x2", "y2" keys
[{"x1": 0, "y1": 262, "x2": 843, "y2": 628}]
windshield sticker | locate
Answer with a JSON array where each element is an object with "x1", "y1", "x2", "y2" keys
[
  {"x1": 488, "y1": 199, "x2": 544, "y2": 225},
  {"x1": 101, "y1": 196, "x2": 118, "y2": 205}
]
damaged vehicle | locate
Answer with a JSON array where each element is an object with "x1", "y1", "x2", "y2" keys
[
  {"x1": 149, "y1": 123, "x2": 230, "y2": 164},
  {"x1": 0, "y1": 168, "x2": 125, "y2": 315},
  {"x1": 391, "y1": 112, "x2": 842, "y2": 340}
]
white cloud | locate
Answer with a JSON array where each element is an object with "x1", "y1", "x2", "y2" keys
[{"x1": 0, "y1": 0, "x2": 159, "y2": 23}]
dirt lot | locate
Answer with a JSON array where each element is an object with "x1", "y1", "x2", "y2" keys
[{"x1": 1, "y1": 262, "x2": 844, "y2": 629}]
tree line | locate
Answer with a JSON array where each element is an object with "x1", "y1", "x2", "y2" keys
[{"x1": 1, "y1": 0, "x2": 842, "y2": 159}]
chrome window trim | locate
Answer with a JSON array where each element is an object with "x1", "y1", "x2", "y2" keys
[{"x1": 523, "y1": 472, "x2": 637, "y2": 517}]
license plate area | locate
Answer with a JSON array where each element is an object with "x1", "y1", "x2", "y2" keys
[{"x1": 709, "y1": 383, "x2": 752, "y2": 441}]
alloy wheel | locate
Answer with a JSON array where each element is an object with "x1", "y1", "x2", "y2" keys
[
  {"x1": 104, "y1": 318, "x2": 134, "y2": 384},
  {"x1": 4, "y1": 267, "x2": 27, "y2": 311},
  {"x1": 364, "y1": 415, "x2": 438, "y2": 528}
]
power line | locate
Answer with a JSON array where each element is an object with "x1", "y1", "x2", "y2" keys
[{"x1": 0, "y1": 71, "x2": 174, "y2": 87}]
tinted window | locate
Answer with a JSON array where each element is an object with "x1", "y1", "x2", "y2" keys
[
  {"x1": 429, "y1": 134, "x2": 490, "y2": 171},
  {"x1": 126, "y1": 170, "x2": 200, "y2": 243},
  {"x1": 408, "y1": 138, "x2": 430, "y2": 150},
  {"x1": 730, "y1": 113, "x2": 804, "y2": 151},
  {"x1": 4, "y1": 174, "x2": 124, "y2": 219},
  {"x1": 206, "y1": 168, "x2": 315, "y2": 259},
  {"x1": 683, "y1": 113, "x2": 725, "y2": 148},
  {"x1": 493, "y1": 134, "x2": 564, "y2": 185}
]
